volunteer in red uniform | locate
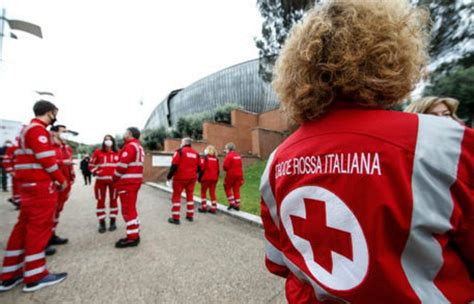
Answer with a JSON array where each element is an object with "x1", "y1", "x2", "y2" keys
[
  {"x1": 261, "y1": 1, "x2": 474, "y2": 303},
  {"x1": 0, "y1": 101, "x2": 68, "y2": 293},
  {"x1": 49, "y1": 125, "x2": 75, "y2": 246},
  {"x1": 167, "y1": 137, "x2": 201, "y2": 224},
  {"x1": 223, "y1": 143, "x2": 243, "y2": 211},
  {"x1": 90, "y1": 135, "x2": 119, "y2": 233},
  {"x1": 112, "y1": 127, "x2": 144, "y2": 248},
  {"x1": 3, "y1": 140, "x2": 21, "y2": 208},
  {"x1": 198, "y1": 145, "x2": 219, "y2": 214}
]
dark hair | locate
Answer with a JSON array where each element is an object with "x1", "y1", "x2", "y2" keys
[
  {"x1": 33, "y1": 100, "x2": 58, "y2": 116},
  {"x1": 102, "y1": 134, "x2": 118, "y2": 152},
  {"x1": 127, "y1": 127, "x2": 140, "y2": 139},
  {"x1": 50, "y1": 124, "x2": 66, "y2": 132}
]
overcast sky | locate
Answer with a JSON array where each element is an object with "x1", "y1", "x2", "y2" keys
[{"x1": 0, "y1": 0, "x2": 262, "y2": 144}]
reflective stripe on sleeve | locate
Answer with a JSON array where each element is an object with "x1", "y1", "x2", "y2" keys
[
  {"x1": 14, "y1": 164, "x2": 42, "y2": 170},
  {"x1": 45, "y1": 164, "x2": 59, "y2": 173},
  {"x1": 35, "y1": 150, "x2": 56, "y2": 159},
  {"x1": 126, "y1": 229, "x2": 140, "y2": 235},
  {"x1": 265, "y1": 239, "x2": 286, "y2": 266},
  {"x1": 121, "y1": 174, "x2": 143, "y2": 179}
]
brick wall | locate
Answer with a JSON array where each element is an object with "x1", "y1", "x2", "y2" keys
[
  {"x1": 258, "y1": 108, "x2": 289, "y2": 132},
  {"x1": 164, "y1": 138, "x2": 209, "y2": 153},
  {"x1": 251, "y1": 128, "x2": 286, "y2": 159}
]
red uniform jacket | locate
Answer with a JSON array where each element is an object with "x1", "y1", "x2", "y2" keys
[
  {"x1": 14, "y1": 119, "x2": 65, "y2": 184},
  {"x1": 113, "y1": 138, "x2": 144, "y2": 187},
  {"x1": 223, "y1": 151, "x2": 243, "y2": 179},
  {"x1": 53, "y1": 142, "x2": 75, "y2": 182},
  {"x1": 90, "y1": 148, "x2": 119, "y2": 182},
  {"x1": 170, "y1": 146, "x2": 201, "y2": 181},
  {"x1": 200, "y1": 155, "x2": 219, "y2": 182},
  {"x1": 3, "y1": 145, "x2": 17, "y2": 173},
  {"x1": 260, "y1": 104, "x2": 474, "y2": 303}
]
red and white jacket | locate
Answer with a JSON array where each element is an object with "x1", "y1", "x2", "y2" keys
[
  {"x1": 3, "y1": 144, "x2": 17, "y2": 174},
  {"x1": 170, "y1": 145, "x2": 201, "y2": 181},
  {"x1": 223, "y1": 151, "x2": 243, "y2": 179},
  {"x1": 13, "y1": 119, "x2": 65, "y2": 184},
  {"x1": 89, "y1": 148, "x2": 119, "y2": 182},
  {"x1": 113, "y1": 138, "x2": 144, "y2": 187},
  {"x1": 261, "y1": 104, "x2": 474, "y2": 303},
  {"x1": 53, "y1": 142, "x2": 75, "y2": 182},
  {"x1": 200, "y1": 155, "x2": 219, "y2": 182}
]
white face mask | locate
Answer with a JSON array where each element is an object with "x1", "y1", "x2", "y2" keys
[
  {"x1": 104, "y1": 140, "x2": 113, "y2": 147},
  {"x1": 204, "y1": 149, "x2": 209, "y2": 155},
  {"x1": 59, "y1": 133, "x2": 69, "y2": 141},
  {"x1": 5, "y1": 143, "x2": 12, "y2": 147}
]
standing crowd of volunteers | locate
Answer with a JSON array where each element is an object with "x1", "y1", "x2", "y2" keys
[
  {"x1": 166, "y1": 138, "x2": 244, "y2": 225},
  {"x1": 0, "y1": 100, "x2": 145, "y2": 292}
]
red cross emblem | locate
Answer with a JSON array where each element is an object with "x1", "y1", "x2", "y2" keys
[
  {"x1": 291, "y1": 198, "x2": 353, "y2": 273},
  {"x1": 280, "y1": 186, "x2": 369, "y2": 291}
]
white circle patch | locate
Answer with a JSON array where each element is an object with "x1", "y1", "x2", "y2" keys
[
  {"x1": 114, "y1": 156, "x2": 119, "y2": 161},
  {"x1": 38, "y1": 136, "x2": 48, "y2": 144},
  {"x1": 122, "y1": 152, "x2": 128, "y2": 158},
  {"x1": 280, "y1": 186, "x2": 369, "y2": 291}
]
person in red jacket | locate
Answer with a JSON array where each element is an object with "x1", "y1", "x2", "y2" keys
[
  {"x1": 223, "y1": 143, "x2": 244, "y2": 211},
  {"x1": 90, "y1": 135, "x2": 119, "y2": 233},
  {"x1": 0, "y1": 100, "x2": 68, "y2": 293},
  {"x1": 167, "y1": 137, "x2": 201, "y2": 224},
  {"x1": 48, "y1": 125, "x2": 75, "y2": 246},
  {"x1": 198, "y1": 145, "x2": 219, "y2": 214},
  {"x1": 261, "y1": 1, "x2": 474, "y2": 303},
  {"x1": 112, "y1": 127, "x2": 144, "y2": 248},
  {"x1": 3, "y1": 140, "x2": 21, "y2": 209}
]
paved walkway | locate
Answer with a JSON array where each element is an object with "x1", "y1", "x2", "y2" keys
[{"x1": 0, "y1": 181, "x2": 285, "y2": 304}]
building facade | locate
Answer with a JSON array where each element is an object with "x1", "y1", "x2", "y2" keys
[{"x1": 144, "y1": 59, "x2": 279, "y2": 129}]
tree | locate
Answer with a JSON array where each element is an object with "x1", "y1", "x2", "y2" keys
[
  {"x1": 423, "y1": 66, "x2": 474, "y2": 125},
  {"x1": 255, "y1": 0, "x2": 474, "y2": 81},
  {"x1": 255, "y1": 0, "x2": 314, "y2": 82},
  {"x1": 142, "y1": 127, "x2": 171, "y2": 151}
]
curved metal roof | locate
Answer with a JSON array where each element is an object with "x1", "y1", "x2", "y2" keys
[{"x1": 145, "y1": 59, "x2": 279, "y2": 129}]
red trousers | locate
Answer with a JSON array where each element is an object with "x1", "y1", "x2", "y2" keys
[
  {"x1": 171, "y1": 179, "x2": 196, "y2": 220},
  {"x1": 11, "y1": 176, "x2": 21, "y2": 204},
  {"x1": 200, "y1": 181, "x2": 217, "y2": 211},
  {"x1": 1, "y1": 181, "x2": 57, "y2": 284},
  {"x1": 117, "y1": 184, "x2": 140, "y2": 240},
  {"x1": 53, "y1": 184, "x2": 71, "y2": 233},
  {"x1": 94, "y1": 180, "x2": 118, "y2": 222},
  {"x1": 224, "y1": 176, "x2": 243, "y2": 208}
]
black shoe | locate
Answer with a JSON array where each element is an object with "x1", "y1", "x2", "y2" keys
[
  {"x1": 168, "y1": 218, "x2": 180, "y2": 225},
  {"x1": 0, "y1": 276, "x2": 23, "y2": 292},
  {"x1": 45, "y1": 246, "x2": 56, "y2": 256},
  {"x1": 115, "y1": 237, "x2": 140, "y2": 248},
  {"x1": 234, "y1": 206, "x2": 240, "y2": 211},
  {"x1": 209, "y1": 209, "x2": 217, "y2": 214},
  {"x1": 109, "y1": 221, "x2": 117, "y2": 232},
  {"x1": 186, "y1": 216, "x2": 194, "y2": 222},
  {"x1": 227, "y1": 205, "x2": 233, "y2": 210},
  {"x1": 49, "y1": 235, "x2": 68, "y2": 246},
  {"x1": 98, "y1": 221, "x2": 106, "y2": 233},
  {"x1": 22, "y1": 273, "x2": 67, "y2": 292},
  {"x1": 198, "y1": 207, "x2": 208, "y2": 213}
]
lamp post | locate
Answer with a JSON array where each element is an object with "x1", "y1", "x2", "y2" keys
[{"x1": 0, "y1": 8, "x2": 43, "y2": 62}]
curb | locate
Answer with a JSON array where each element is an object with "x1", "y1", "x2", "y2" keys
[{"x1": 145, "y1": 182, "x2": 263, "y2": 228}]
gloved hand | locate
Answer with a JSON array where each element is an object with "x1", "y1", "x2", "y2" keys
[{"x1": 166, "y1": 179, "x2": 173, "y2": 188}]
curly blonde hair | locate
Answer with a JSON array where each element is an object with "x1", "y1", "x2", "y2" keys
[
  {"x1": 273, "y1": 0, "x2": 430, "y2": 124},
  {"x1": 405, "y1": 96, "x2": 460, "y2": 120}
]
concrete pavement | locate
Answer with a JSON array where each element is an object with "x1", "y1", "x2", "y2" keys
[{"x1": 0, "y1": 181, "x2": 286, "y2": 304}]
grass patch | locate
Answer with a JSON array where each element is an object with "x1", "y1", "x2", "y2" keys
[{"x1": 194, "y1": 160, "x2": 267, "y2": 216}]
